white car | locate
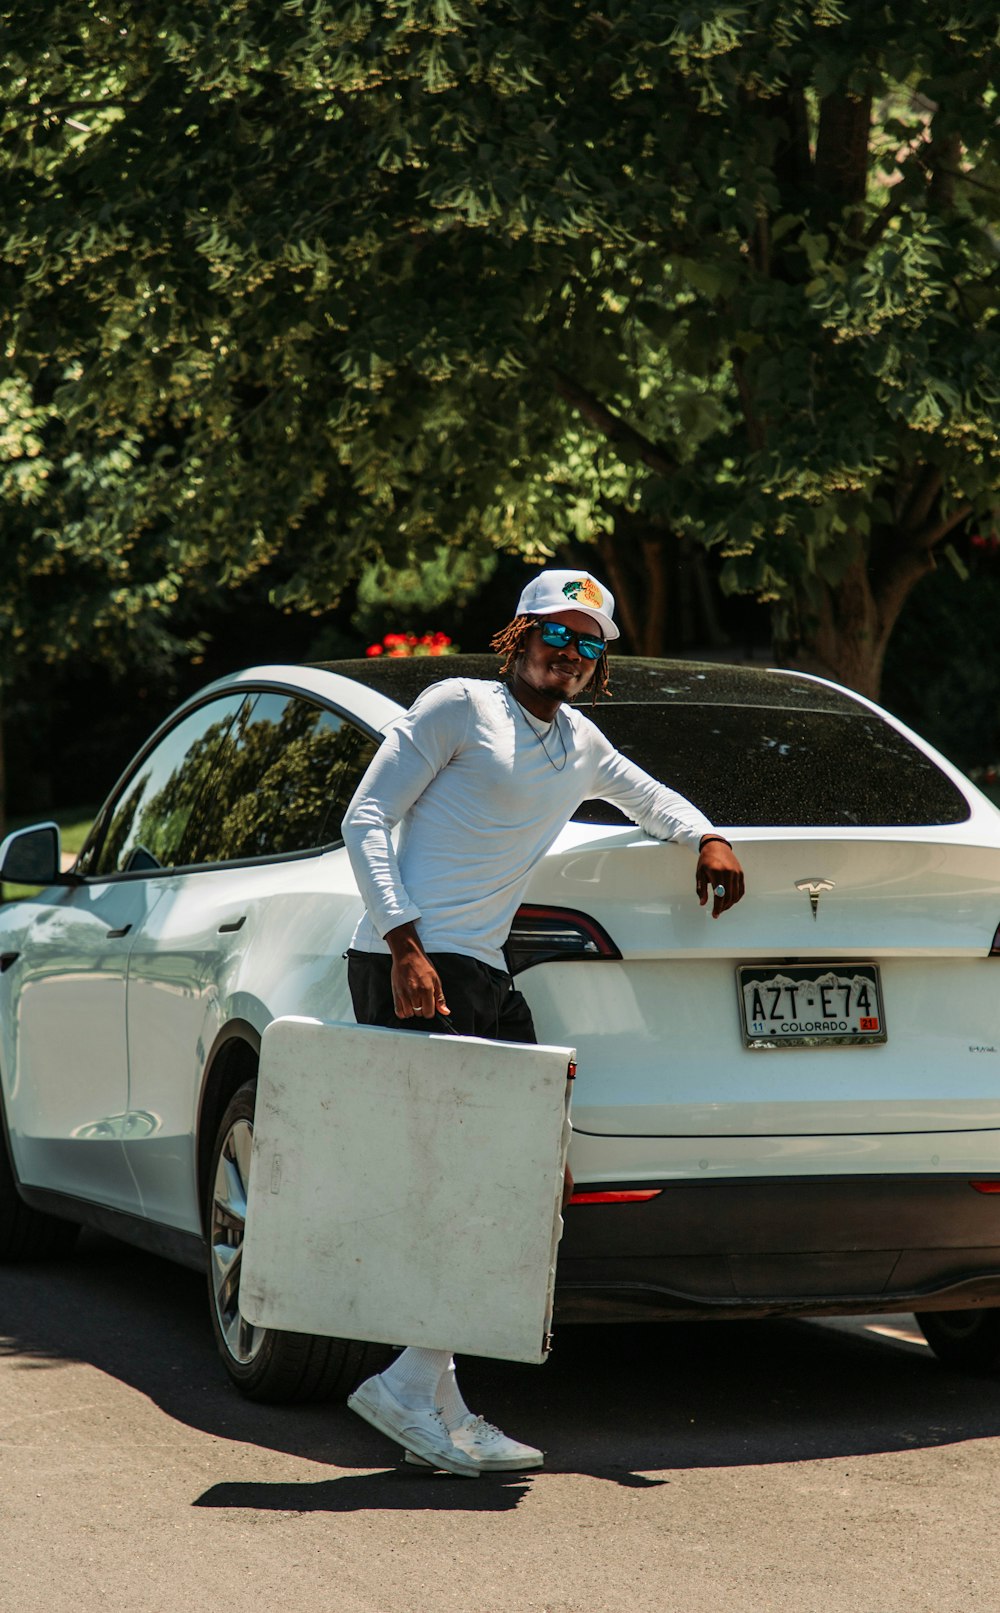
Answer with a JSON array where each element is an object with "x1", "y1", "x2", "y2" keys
[{"x1": 2, "y1": 654, "x2": 1000, "y2": 1398}]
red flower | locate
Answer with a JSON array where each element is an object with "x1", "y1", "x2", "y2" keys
[{"x1": 366, "y1": 629, "x2": 459, "y2": 659}]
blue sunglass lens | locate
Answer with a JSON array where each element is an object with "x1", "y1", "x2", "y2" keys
[{"x1": 538, "y1": 622, "x2": 604, "y2": 659}]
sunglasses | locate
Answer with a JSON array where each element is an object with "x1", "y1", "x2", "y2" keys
[{"x1": 531, "y1": 619, "x2": 606, "y2": 660}]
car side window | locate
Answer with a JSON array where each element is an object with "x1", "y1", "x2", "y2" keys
[
  {"x1": 328, "y1": 717, "x2": 381, "y2": 827},
  {"x1": 88, "y1": 695, "x2": 250, "y2": 877},
  {"x1": 181, "y1": 693, "x2": 378, "y2": 865}
]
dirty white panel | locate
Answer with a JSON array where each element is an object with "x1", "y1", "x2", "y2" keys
[{"x1": 240, "y1": 1017, "x2": 574, "y2": 1364}]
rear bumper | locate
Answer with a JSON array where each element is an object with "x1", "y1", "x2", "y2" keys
[{"x1": 554, "y1": 1173, "x2": 1000, "y2": 1323}]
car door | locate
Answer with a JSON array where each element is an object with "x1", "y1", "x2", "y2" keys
[
  {"x1": 6, "y1": 691, "x2": 249, "y2": 1211},
  {"x1": 122, "y1": 690, "x2": 378, "y2": 1232},
  {"x1": 6, "y1": 878, "x2": 166, "y2": 1208}
]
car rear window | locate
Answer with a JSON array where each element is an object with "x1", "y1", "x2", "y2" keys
[
  {"x1": 574, "y1": 704, "x2": 970, "y2": 829},
  {"x1": 316, "y1": 656, "x2": 970, "y2": 828}
]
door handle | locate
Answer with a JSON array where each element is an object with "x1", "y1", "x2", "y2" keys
[
  {"x1": 106, "y1": 924, "x2": 132, "y2": 939},
  {"x1": 218, "y1": 916, "x2": 246, "y2": 934}
]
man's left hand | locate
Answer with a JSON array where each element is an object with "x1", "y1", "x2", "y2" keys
[{"x1": 696, "y1": 839, "x2": 746, "y2": 919}]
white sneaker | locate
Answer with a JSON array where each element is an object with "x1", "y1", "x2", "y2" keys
[
  {"x1": 405, "y1": 1413, "x2": 544, "y2": 1472},
  {"x1": 347, "y1": 1375, "x2": 480, "y2": 1477}
]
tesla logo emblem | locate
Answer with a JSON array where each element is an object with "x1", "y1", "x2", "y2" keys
[{"x1": 795, "y1": 878, "x2": 836, "y2": 920}]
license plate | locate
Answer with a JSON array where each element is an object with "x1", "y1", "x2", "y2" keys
[{"x1": 737, "y1": 963, "x2": 887, "y2": 1049}]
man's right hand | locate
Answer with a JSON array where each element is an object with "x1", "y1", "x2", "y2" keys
[{"x1": 385, "y1": 922, "x2": 450, "y2": 1020}]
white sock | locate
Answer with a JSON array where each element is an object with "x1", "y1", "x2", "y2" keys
[
  {"x1": 379, "y1": 1347, "x2": 453, "y2": 1410},
  {"x1": 437, "y1": 1360, "x2": 473, "y2": 1431}
]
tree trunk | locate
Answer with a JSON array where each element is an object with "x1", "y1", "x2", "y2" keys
[
  {"x1": 594, "y1": 522, "x2": 731, "y2": 656},
  {"x1": 774, "y1": 537, "x2": 937, "y2": 699},
  {"x1": 690, "y1": 545, "x2": 730, "y2": 650},
  {"x1": 815, "y1": 90, "x2": 873, "y2": 238},
  {"x1": 639, "y1": 537, "x2": 669, "y2": 655}
]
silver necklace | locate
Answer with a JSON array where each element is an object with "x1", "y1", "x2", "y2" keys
[{"x1": 504, "y1": 683, "x2": 569, "y2": 773}]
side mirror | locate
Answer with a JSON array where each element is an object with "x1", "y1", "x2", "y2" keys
[{"x1": 0, "y1": 823, "x2": 78, "y2": 887}]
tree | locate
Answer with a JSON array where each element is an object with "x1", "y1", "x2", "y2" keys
[
  {"x1": 0, "y1": 374, "x2": 209, "y2": 834},
  {"x1": 4, "y1": 2, "x2": 1000, "y2": 701}
]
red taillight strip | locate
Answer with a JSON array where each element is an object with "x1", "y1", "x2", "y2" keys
[
  {"x1": 513, "y1": 904, "x2": 621, "y2": 957},
  {"x1": 569, "y1": 1189, "x2": 663, "y2": 1205},
  {"x1": 970, "y1": 1181, "x2": 1000, "y2": 1194}
]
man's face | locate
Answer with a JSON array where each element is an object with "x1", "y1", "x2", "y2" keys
[{"x1": 513, "y1": 610, "x2": 602, "y2": 703}]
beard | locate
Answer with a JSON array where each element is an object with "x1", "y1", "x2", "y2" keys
[{"x1": 511, "y1": 657, "x2": 591, "y2": 706}]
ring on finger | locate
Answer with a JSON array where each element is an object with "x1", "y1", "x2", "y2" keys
[{"x1": 713, "y1": 882, "x2": 727, "y2": 898}]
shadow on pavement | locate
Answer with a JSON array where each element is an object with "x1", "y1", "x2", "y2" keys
[
  {"x1": 2, "y1": 1229, "x2": 999, "y2": 1489},
  {"x1": 195, "y1": 1471, "x2": 534, "y2": 1513}
]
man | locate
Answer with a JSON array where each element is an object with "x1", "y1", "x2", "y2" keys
[{"x1": 341, "y1": 568, "x2": 744, "y2": 1477}]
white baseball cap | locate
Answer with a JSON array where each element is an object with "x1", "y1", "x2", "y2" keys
[{"x1": 515, "y1": 569, "x2": 620, "y2": 642}]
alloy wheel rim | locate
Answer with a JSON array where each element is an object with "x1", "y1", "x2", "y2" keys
[{"x1": 210, "y1": 1115, "x2": 264, "y2": 1365}]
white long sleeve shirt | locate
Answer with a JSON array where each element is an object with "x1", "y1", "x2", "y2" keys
[{"x1": 342, "y1": 677, "x2": 714, "y2": 971}]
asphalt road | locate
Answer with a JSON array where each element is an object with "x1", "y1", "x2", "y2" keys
[{"x1": 1, "y1": 1232, "x2": 998, "y2": 1613}]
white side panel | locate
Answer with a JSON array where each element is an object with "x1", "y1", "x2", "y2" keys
[
  {"x1": 123, "y1": 845, "x2": 363, "y2": 1232},
  {"x1": 240, "y1": 1018, "x2": 574, "y2": 1364},
  {"x1": 568, "y1": 1124, "x2": 1000, "y2": 1183}
]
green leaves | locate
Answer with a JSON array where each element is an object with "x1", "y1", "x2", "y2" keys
[{"x1": 3, "y1": 0, "x2": 1000, "y2": 697}]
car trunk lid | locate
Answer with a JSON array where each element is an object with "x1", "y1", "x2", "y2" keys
[{"x1": 521, "y1": 826, "x2": 1000, "y2": 1138}]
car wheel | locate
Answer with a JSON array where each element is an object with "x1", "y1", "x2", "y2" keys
[
  {"x1": 914, "y1": 1308, "x2": 1000, "y2": 1371},
  {"x1": 0, "y1": 1109, "x2": 79, "y2": 1261},
  {"x1": 207, "y1": 1079, "x2": 388, "y2": 1403}
]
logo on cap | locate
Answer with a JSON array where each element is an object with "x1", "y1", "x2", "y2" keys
[{"x1": 563, "y1": 577, "x2": 604, "y2": 610}]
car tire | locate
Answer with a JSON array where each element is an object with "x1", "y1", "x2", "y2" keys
[
  {"x1": 914, "y1": 1308, "x2": 1000, "y2": 1371},
  {"x1": 0, "y1": 1111, "x2": 79, "y2": 1261},
  {"x1": 206, "y1": 1079, "x2": 389, "y2": 1403}
]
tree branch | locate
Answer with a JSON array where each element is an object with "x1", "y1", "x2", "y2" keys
[
  {"x1": 872, "y1": 490, "x2": 970, "y2": 604},
  {"x1": 914, "y1": 502, "x2": 973, "y2": 551},
  {"x1": 10, "y1": 97, "x2": 136, "y2": 118},
  {"x1": 861, "y1": 184, "x2": 910, "y2": 252},
  {"x1": 771, "y1": 86, "x2": 813, "y2": 191},
  {"x1": 900, "y1": 466, "x2": 943, "y2": 535},
  {"x1": 935, "y1": 163, "x2": 1000, "y2": 198},
  {"x1": 551, "y1": 369, "x2": 677, "y2": 479},
  {"x1": 730, "y1": 352, "x2": 766, "y2": 451},
  {"x1": 755, "y1": 207, "x2": 770, "y2": 277},
  {"x1": 862, "y1": 130, "x2": 972, "y2": 254},
  {"x1": 928, "y1": 131, "x2": 963, "y2": 211},
  {"x1": 860, "y1": 141, "x2": 933, "y2": 252},
  {"x1": 815, "y1": 90, "x2": 872, "y2": 238}
]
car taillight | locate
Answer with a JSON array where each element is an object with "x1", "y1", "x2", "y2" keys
[
  {"x1": 991, "y1": 923, "x2": 1000, "y2": 956},
  {"x1": 505, "y1": 904, "x2": 622, "y2": 975},
  {"x1": 569, "y1": 1189, "x2": 663, "y2": 1205},
  {"x1": 970, "y1": 1181, "x2": 1000, "y2": 1193}
]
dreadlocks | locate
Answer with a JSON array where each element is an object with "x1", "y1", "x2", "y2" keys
[{"x1": 490, "y1": 616, "x2": 612, "y2": 705}]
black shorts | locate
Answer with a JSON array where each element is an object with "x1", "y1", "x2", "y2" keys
[{"x1": 347, "y1": 950, "x2": 537, "y2": 1045}]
